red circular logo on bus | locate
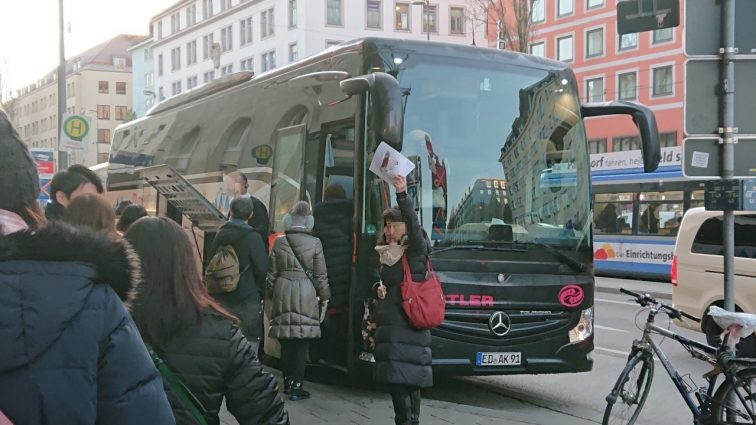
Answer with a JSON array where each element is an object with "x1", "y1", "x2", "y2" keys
[{"x1": 559, "y1": 285, "x2": 584, "y2": 308}]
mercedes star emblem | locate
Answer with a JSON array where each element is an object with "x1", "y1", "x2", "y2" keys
[{"x1": 489, "y1": 311, "x2": 511, "y2": 337}]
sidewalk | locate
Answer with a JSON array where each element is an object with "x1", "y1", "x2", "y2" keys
[
  {"x1": 220, "y1": 369, "x2": 597, "y2": 425},
  {"x1": 595, "y1": 276, "x2": 672, "y2": 300}
]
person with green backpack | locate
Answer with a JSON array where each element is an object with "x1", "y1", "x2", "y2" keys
[
  {"x1": 126, "y1": 216, "x2": 288, "y2": 425},
  {"x1": 207, "y1": 197, "x2": 269, "y2": 352}
]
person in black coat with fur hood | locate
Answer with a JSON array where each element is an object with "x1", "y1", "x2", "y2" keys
[
  {"x1": 0, "y1": 107, "x2": 174, "y2": 425},
  {"x1": 373, "y1": 175, "x2": 432, "y2": 425}
]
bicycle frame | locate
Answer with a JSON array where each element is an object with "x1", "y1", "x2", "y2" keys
[{"x1": 634, "y1": 308, "x2": 719, "y2": 419}]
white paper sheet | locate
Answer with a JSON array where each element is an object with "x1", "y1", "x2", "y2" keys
[{"x1": 369, "y1": 142, "x2": 416, "y2": 183}]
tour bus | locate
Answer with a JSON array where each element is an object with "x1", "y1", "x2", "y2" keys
[
  {"x1": 105, "y1": 38, "x2": 661, "y2": 376},
  {"x1": 591, "y1": 146, "x2": 707, "y2": 280}
]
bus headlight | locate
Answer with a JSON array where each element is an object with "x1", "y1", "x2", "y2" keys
[{"x1": 568, "y1": 307, "x2": 593, "y2": 344}]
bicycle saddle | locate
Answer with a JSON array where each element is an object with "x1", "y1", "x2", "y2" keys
[{"x1": 708, "y1": 306, "x2": 756, "y2": 349}]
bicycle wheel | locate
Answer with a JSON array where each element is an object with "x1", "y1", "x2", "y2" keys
[
  {"x1": 711, "y1": 367, "x2": 756, "y2": 424},
  {"x1": 602, "y1": 352, "x2": 654, "y2": 425}
]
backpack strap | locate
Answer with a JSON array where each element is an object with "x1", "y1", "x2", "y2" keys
[{"x1": 284, "y1": 234, "x2": 317, "y2": 287}]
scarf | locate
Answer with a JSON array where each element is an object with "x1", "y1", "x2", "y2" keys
[
  {"x1": 0, "y1": 209, "x2": 28, "y2": 236},
  {"x1": 375, "y1": 244, "x2": 407, "y2": 266}
]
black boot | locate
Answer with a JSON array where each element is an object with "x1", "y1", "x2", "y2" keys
[
  {"x1": 410, "y1": 415, "x2": 419, "y2": 425},
  {"x1": 283, "y1": 376, "x2": 292, "y2": 395},
  {"x1": 409, "y1": 388, "x2": 421, "y2": 424},
  {"x1": 289, "y1": 379, "x2": 311, "y2": 401}
]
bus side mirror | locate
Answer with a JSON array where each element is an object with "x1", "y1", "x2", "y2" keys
[
  {"x1": 581, "y1": 101, "x2": 661, "y2": 172},
  {"x1": 340, "y1": 72, "x2": 404, "y2": 151}
]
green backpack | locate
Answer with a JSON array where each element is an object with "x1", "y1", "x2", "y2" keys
[{"x1": 204, "y1": 244, "x2": 242, "y2": 293}]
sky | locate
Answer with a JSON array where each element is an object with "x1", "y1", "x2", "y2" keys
[{"x1": 0, "y1": 0, "x2": 177, "y2": 100}]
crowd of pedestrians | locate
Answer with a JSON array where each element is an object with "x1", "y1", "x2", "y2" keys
[{"x1": 0, "y1": 107, "x2": 433, "y2": 425}]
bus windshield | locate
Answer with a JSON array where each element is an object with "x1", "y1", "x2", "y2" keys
[{"x1": 393, "y1": 55, "x2": 591, "y2": 251}]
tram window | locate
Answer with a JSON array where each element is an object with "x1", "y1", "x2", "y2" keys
[
  {"x1": 594, "y1": 193, "x2": 632, "y2": 234},
  {"x1": 690, "y1": 190, "x2": 705, "y2": 208},
  {"x1": 639, "y1": 191, "x2": 683, "y2": 235}
]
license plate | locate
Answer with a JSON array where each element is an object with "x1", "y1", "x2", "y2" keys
[{"x1": 476, "y1": 352, "x2": 522, "y2": 366}]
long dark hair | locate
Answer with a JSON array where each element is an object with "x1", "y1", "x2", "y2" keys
[{"x1": 125, "y1": 216, "x2": 235, "y2": 347}]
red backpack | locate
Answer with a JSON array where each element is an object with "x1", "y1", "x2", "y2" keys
[{"x1": 400, "y1": 256, "x2": 446, "y2": 329}]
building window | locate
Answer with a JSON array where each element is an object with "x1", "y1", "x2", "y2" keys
[
  {"x1": 187, "y1": 41, "x2": 197, "y2": 65},
  {"x1": 145, "y1": 72, "x2": 154, "y2": 87},
  {"x1": 557, "y1": 35, "x2": 573, "y2": 61},
  {"x1": 203, "y1": 70, "x2": 215, "y2": 83},
  {"x1": 529, "y1": 42, "x2": 545, "y2": 57},
  {"x1": 289, "y1": 43, "x2": 298, "y2": 62},
  {"x1": 619, "y1": 33, "x2": 637, "y2": 50},
  {"x1": 327, "y1": 0, "x2": 342, "y2": 26},
  {"x1": 589, "y1": 138, "x2": 607, "y2": 154},
  {"x1": 221, "y1": 64, "x2": 233, "y2": 76},
  {"x1": 186, "y1": 5, "x2": 196, "y2": 26},
  {"x1": 586, "y1": 77, "x2": 604, "y2": 102},
  {"x1": 172, "y1": 81, "x2": 182, "y2": 96},
  {"x1": 261, "y1": 8, "x2": 275, "y2": 38},
  {"x1": 326, "y1": 40, "x2": 342, "y2": 48},
  {"x1": 241, "y1": 17, "x2": 253, "y2": 45},
  {"x1": 586, "y1": 28, "x2": 603, "y2": 58},
  {"x1": 97, "y1": 129, "x2": 111, "y2": 144},
  {"x1": 203, "y1": 33, "x2": 214, "y2": 60},
  {"x1": 98, "y1": 81, "x2": 109, "y2": 94},
  {"x1": 289, "y1": 0, "x2": 297, "y2": 28},
  {"x1": 618, "y1": 72, "x2": 637, "y2": 100},
  {"x1": 367, "y1": 0, "x2": 382, "y2": 29},
  {"x1": 240, "y1": 57, "x2": 254, "y2": 72},
  {"x1": 158, "y1": 86, "x2": 165, "y2": 101},
  {"x1": 450, "y1": 7, "x2": 464, "y2": 34},
  {"x1": 221, "y1": 25, "x2": 233, "y2": 52},
  {"x1": 171, "y1": 12, "x2": 180, "y2": 33},
  {"x1": 652, "y1": 65, "x2": 673, "y2": 97},
  {"x1": 187, "y1": 75, "x2": 198, "y2": 90},
  {"x1": 422, "y1": 4, "x2": 438, "y2": 33},
  {"x1": 202, "y1": 0, "x2": 213, "y2": 19},
  {"x1": 558, "y1": 0, "x2": 573, "y2": 16},
  {"x1": 587, "y1": 0, "x2": 603, "y2": 9},
  {"x1": 395, "y1": 3, "x2": 410, "y2": 30},
  {"x1": 158, "y1": 54, "x2": 164, "y2": 76},
  {"x1": 97, "y1": 105, "x2": 110, "y2": 120},
  {"x1": 113, "y1": 56, "x2": 127, "y2": 70},
  {"x1": 220, "y1": 0, "x2": 231, "y2": 12},
  {"x1": 531, "y1": 0, "x2": 545, "y2": 22},
  {"x1": 157, "y1": 21, "x2": 163, "y2": 39},
  {"x1": 659, "y1": 132, "x2": 677, "y2": 148},
  {"x1": 653, "y1": 27, "x2": 673, "y2": 44},
  {"x1": 614, "y1": 135, "x2": 640, "y2": 151},
  {"x1": 115, "y1": 105, "x2": 128, "y2": 120},
  {"x1": 116, "y1": 82, "x2": 127, "y2": 95},
  {"x1": 262, "y1": 50, "x2": 276, "y2": 72},
  {"x1": 171, "y1": 47, "x2": 182, "y2": 71}
]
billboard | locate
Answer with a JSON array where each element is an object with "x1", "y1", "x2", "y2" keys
[{"x1": 30, "y1": 148, "x2": 56, "y2": 204}]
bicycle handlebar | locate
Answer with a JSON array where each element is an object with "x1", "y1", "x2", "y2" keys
[{"x1": 619, "y1": 288, "x2": 701, "y2": 323}]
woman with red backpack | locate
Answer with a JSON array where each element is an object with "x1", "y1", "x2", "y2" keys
[{"x1": 373, "y1": 175, "x2": 433, "y2": 425}]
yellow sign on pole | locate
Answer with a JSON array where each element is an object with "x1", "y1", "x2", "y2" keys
[{"x1": 59, "y1": 114, "x2": 91, "y2": 152}]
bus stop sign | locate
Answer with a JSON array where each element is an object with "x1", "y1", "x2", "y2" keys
[
  {"x1": 682, "y1": 137, "x2": 756, "y2": 178},
  {"x1": 617, "y1": 0, "x2": 679, "y2": 35}
]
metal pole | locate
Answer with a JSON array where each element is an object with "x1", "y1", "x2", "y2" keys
[
  {"x1": 425, "y1": 0, "x2": 430, "y2": 40},
  {"x1": 721, "y1": 0, "x2": 736, "y2": 313},
  {"x1": 57, "y1": 0, "x2": 67, "y2": 171}
]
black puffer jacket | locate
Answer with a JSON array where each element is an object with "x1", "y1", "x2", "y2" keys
[
  {"x1": 266, "y1": 230, "x2": 331, "y2": 340},
  {"x1": 146, "y1": 312, "x2": 288, "y2": 425},
  {"x1": 0, "y1": 223, "x2": 174, "y2": 425},
  {"x1": 373, "y1": 193, "x2": 433, "y2": 388},
  {"x1": 312, "y1": 199, "x2": 353, "y2": 308}
]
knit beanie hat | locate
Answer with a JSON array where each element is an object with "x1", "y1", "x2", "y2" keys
[
  {"x1": 0, "y1": 108, "x2": 39, "y2": 211},
  {"x1": 283, "y1": 201, "x2": 314, "y2": 231}
]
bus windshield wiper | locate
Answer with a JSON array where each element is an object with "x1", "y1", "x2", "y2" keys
[
  {"x1": 526, "y1": 242, "x2": 587, "y2": 273},
  {"x1": 430, "y1": 244, "x2": 527, "y2": 256}
]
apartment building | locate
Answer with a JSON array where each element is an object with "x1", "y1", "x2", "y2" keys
[
  {"x1": 3, "y1": 34, "x2": 141, "y2": 166},
  {"x1": 142, "y1": 0, "x2": 476, "y2": 112},
  {"x1": 491, "y1": 0, "x2": 684, "y2": 155}
]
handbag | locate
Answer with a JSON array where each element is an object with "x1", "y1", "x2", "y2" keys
[
  {"x1": 399, "y1": 255, "x2": 446, "y2": 330},
  {"x1": 145, "y1": 343, "x2": 208, "y2": 425}
]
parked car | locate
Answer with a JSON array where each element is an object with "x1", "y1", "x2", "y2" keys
[{"x1": 671, "y1": 207, "x2": 756, "y2": 355}]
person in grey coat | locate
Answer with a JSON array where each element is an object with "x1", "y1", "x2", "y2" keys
[{"x1": 266, "y1": 201, "x2": 331, "y2": 401}]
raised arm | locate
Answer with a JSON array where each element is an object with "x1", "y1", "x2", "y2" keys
[{"x1": 393, "y1": 175, "x2": 427, "y2": 256}]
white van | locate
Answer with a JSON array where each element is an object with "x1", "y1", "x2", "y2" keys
[{"x1": 671, "y1": 208, "x2": 756, "y2": 351}]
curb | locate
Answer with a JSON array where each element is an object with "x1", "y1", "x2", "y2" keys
[{"x1": 595, "y1": 285, "x2": 672, "y2": 300}]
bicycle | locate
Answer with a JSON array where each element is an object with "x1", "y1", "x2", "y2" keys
[{"x1": 603, "y1": 288, "x2": 756, "y2": 425}]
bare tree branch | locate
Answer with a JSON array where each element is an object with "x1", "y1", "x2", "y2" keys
[{"x1": 466, "y1": 0, "x2": 535, "y2": 53}]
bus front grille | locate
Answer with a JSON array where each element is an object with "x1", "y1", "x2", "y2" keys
[{"x1": 438, "y1": 309, "x2": 572, "y2": 341}]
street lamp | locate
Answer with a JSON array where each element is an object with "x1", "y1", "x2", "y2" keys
[{"x1": 411, "y1": 0, "x2": 430, "y2": 41}]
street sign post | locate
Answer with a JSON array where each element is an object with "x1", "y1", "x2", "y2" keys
[
  {"x1": 684, "y1": 60, "x2": 756, "y2": 136},
  {"x1": 685, "y1": 0, "x2": 756, "y2": 56},
  {"x1": 682, "y1": 137, "x2": 756, "y2": 178}
]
